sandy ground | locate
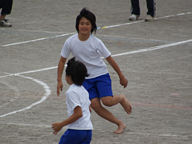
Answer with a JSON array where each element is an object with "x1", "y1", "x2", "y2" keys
[{"x1": 0, "y1": 0, "x2": 192, "y2": 143}]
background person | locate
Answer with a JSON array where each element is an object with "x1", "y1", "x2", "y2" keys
[
  {"x1": 129, "y1": 0, "x2": 156, "y2": 21},
  {"x1": 0, "y1": 0, "x2": 13, "y2": 27}
]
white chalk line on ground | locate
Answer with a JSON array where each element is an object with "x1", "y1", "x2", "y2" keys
[
  {"x1": 0, "y1": 66, "x2": 58, "y2": 79},
  {"x1": 0, "y1": 12, "x2": 191, "y2": 120},
  {"x1": 97, "y1": 34, "x2": 170, "y2": 43},
  {"x1": 1, "y1": 32, "x2": 75, "y2": 47},
  {"x1": 0, "y1": 38, "x2": 192, "y2": 79},
  {"x1": 98, "y1": 12, "x2": 192, "y2": 29},
  {"x1": 0, "y1": 28, "x2": 67, "y2": 34},
  {"x1": 0, "y1": 38, "x2": 191, "y2": 118},
  {"x1": 0, "y1": 74, "x2": 51, "y2": 118},
  {"x1": 0, "y1": 39, "x2": 191, "y2": 117},
  {"x1": 0, "y1": 81, "x2": 20, "y2": 108},
  {"x1": 0, "y1": 37, "x2": 191, "y2": 118},
  {"x1": 1, "y1": 11, "x2": 192, "y2": 47},
  {"x1": 111, "y1": 39, "x2": 192, "y2": 57}
]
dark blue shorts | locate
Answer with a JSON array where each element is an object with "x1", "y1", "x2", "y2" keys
[
  {"x1": 59, "y1": 129, "x2": 92, "y2": 144},
  {"x1": 83, "y1": 73, "x2": 113, "y2": 100}
]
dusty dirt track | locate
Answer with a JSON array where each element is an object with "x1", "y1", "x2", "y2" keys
[{"x1": 0, "y1": 0, "x2": 192, "y2": 143}]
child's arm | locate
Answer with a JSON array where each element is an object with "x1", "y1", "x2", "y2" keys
[
  {"x1": 57, "y1": 56, "x2": 67, "y2": 96},
  {"x1": 106, "y1": 56, "x2": 128, "y2": 88},
  {"x1": 52, "y1": 106, "x2": 82, "y2": 135}
]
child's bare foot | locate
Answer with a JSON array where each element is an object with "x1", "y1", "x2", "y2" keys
[
  {"x1": 114, "y1": 123, "x2": 126, "y2": 134},
  {"x1": 120, "y1": 94, "x2": 132, "y2": 114}
]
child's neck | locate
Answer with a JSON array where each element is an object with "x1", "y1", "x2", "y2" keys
[{"x1": 78, "y1": 33, "x2": 90, "y2": 41}]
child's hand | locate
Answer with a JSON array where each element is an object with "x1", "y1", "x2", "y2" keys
[
  {"x1": 120, "y1": 76, "x2": 128, "y2": 88},
  {"x1": 51, "y1": 122, "x2": 63, "y2": 135},
  {"x1": 57, "y1": 81, "x2": 63, "y2": 96}
]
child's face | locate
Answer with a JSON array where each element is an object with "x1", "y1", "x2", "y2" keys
[{"x1": 78, "y1": 17, "x2": 93, "y2": 35}]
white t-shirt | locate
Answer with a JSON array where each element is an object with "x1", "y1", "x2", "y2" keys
[
  {"x1": 61, "y1": 33, "x2": 111, "y2": 79},
  {"x1": 66, "y1": 84, "x2": 93, "y2": 130}
]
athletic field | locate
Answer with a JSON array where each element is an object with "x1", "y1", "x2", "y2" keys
[{"x1": 0, "y1": 0, "x2": 192, "y2": 143}]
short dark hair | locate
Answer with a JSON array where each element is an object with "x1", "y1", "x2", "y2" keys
[
  {"x1": 76, "y1": 8, "x2": 97, "y2": 34},
  {"x1": 65, "y1": 57, "x2": 89, "y2": 86}
]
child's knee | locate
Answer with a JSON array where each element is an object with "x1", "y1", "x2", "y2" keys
[
  {"x1": 101, "y1": 97, "x2": 113, "y2": 107},
  {"x1": 90, "y1": 100, "x2": 101, "y2": 110}
]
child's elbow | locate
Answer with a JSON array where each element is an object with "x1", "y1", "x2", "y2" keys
[
  {"x1": 77, "y1": 110, "x2": 83, "y2": 118},
  {"x1": 78, "y1": 113, "x2": 83, "y2": 118}
]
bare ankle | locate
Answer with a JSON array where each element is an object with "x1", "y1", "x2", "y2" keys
[
  {"x1": 119, "y1": 94, "x2": 125, "y2": 103},
  {"x1": 114, "y1": 122, "x2": 126, "y2": 134}
]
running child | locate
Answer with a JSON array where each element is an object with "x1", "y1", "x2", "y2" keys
[
  {"x1": 57, "y1": 8, "x2": 132, "y2": 134},
  {"x1": 52, "y1": 57, "x2": 93, "y2": 144}
]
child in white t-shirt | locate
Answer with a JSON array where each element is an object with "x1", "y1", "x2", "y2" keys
[
  {"x1": 57, "y1": 8, "x2": 132, "y2": 134},
  {"x1": 52, "y1": 57, "x2": 93, "y2": 144}
]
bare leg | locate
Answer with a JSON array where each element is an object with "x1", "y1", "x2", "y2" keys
[
  {"x1": 91, "y1": 98, "x2": 126, "y2": 134},
  {"x1": 0, "y1": 15, "x2": 6, "y2": 20},
  {"x1": 101, "y1": 95, "x2": 132, "y2": 114},
  {"x1": 119, "y1": 94, "x2": 132, "y2": 114}
]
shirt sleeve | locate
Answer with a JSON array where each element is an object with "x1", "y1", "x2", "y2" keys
[
  {"x1": 66, "y1": 91, "x2": 81, "y2": 110},
  {"x1": 60, "y1": 40, "x2": 71, "y2": 58},
  {"x1": 97, "y1": 39, "x2": 111, "y2": 58}
]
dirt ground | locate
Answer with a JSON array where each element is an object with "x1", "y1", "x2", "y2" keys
[{"x1": 0, "y1": 0, "x2": 192, "y2": 144}]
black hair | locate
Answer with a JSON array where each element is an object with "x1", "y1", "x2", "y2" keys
[
  {"x1": 65, "y1": 57, "x2": 89, "y2": 86},
  {"x1": 76, "y1": 7, "x2": 97, "y2": 34}
]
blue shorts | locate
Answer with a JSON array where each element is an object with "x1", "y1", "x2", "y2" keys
[
  {"x1": 59, "y1": 129, "x2": 92, "y2": 144},
  {"x1": 82, "y1": 73, "x2": 113, "y2": 100}
]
